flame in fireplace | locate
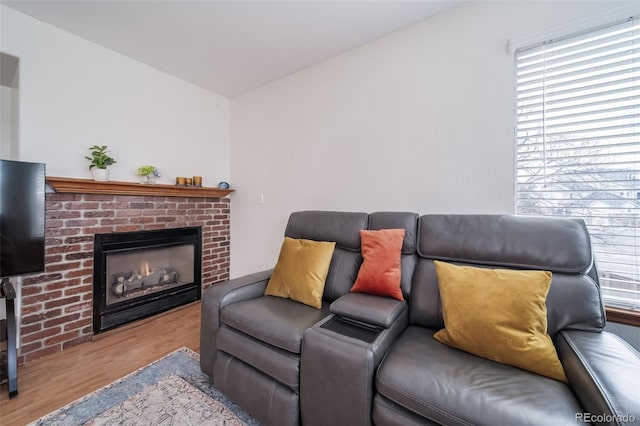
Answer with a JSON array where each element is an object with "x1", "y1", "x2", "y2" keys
[{"x1": 142, "y1": 261, "x2": 151, "y2": 276}]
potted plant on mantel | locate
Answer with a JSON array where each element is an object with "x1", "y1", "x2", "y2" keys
[
  {"x1": 85, "y1": 145, "x2": 116, "y2": 181},
  {"x1": 137, "y1": 165, "x2": 160, "y2": 184}
]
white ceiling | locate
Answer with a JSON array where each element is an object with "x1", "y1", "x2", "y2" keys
[{"x1": 1, "y1": 0, "x2": 462, "y2": 97}]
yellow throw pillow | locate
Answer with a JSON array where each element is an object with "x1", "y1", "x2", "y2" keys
[
  {"x1": 433, "y1": 261, "x2": 567, "y2": 383},
  {"x1": 265, "y1": 237, "x2": 336, "y2": 309}
]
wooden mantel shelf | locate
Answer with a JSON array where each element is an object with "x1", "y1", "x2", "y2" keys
[{"x1": 46, "y1": 176, "x2": 234, "y2": 198}]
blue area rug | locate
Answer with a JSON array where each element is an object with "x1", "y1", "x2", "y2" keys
[{"x1": 29, "y1": 347, "x2": 260, "y2": 426}]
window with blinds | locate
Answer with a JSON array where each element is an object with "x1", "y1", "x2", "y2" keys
[{"x1": 514, "y1": 17, "x2": 639, "y2": 311}]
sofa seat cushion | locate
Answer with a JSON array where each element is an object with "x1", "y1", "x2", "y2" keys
[
  {"x1": 372, "y1": 394, "x2": 440, "y2": 426},
  {"x1": 221, "y1": 296, "x2": 330, "y2": 354},
  {"x1": 376, "y1": 327, "x2": 585, "y2": 425}
]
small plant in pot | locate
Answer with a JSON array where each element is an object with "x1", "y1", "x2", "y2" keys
[
  {"x1": 137, "y1": 165, "x2": 160, "y2": 184},
  {"x1": 86, "y1": 145, "x2": 116, "y2": 181}
]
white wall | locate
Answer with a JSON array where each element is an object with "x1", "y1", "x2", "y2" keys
[
  {"x1": 0, "y1": 85, "x2": 12, "y2": 159},
  {"x1": 230, "y1": 1, "x2": 632, "y2": 277},
  {"x1": 0, "y1": 5, "x2": 230, "y2": 185},
  {"x1": 10, "y1": 63, "x2": 19, "y2": 159}
]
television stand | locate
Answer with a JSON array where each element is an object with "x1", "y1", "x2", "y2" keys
[{"x1": 1, "y1": 278, "x2": 18, "y2": 398}]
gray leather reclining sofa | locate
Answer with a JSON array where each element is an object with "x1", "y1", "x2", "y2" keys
[{"x1": 200, "y1": 211, "x2": 640, "y2": 425}]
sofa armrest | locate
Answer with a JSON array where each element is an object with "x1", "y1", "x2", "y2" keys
[
  {"x1": 330, "y1": 293, "x2": 407, "y2": 328},
  {"x1": 555, "y1": 330, "x2": 640, "y2": 425},
  {"x1": 301, "y1": 312, "x2": 408, "y2": 426},
  {"x1": 301, "y1": 295, "x2": 409, "y2": 425},
  {"x1": 200, "y1": 269, "x2": 272, "y2": 377}
]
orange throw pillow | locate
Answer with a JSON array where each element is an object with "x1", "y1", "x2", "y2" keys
[{"x1": 351, "y1": 229, "x2": 405, "y2": 301}]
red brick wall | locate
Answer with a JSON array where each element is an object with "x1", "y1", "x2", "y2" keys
[{"x1": 18, "y1": 193, "x2": 230, "y2": 364}]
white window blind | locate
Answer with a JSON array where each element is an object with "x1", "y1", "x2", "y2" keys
[{"x1": 515, "y1": 17, "x2": 640, "y2": 311}]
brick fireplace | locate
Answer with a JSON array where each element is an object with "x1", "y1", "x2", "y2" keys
[{"x1": 17, "y1": 187, "x2": 230, "y2": 364}]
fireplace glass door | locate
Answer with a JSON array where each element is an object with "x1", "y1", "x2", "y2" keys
[{"x1": 105, "y1": 244, "x2": 194, "y2": 306}]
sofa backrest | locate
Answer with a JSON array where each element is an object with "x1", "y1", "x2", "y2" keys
[
  {"x1": 285, "y1": 210, "x2": 368, "y2": 302},
  {"x1": 410, "y1": 214, "x2": 605, "y2": 336},
  {"x1": 369, "y1": 212, "x2": 419, "y2": 299}
]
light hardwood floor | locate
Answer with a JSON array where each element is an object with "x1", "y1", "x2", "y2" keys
[{"x1": 0, "y1": 301, "x2": 201, "y2": 426}]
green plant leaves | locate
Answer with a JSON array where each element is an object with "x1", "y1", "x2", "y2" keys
[{"x1": 86, "y1": 146, "x2": 116, "y2": 170}]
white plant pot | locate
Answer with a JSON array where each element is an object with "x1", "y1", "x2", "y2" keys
[{"x1": 92, "y1": 168, "x2": 109, "y2": 181}]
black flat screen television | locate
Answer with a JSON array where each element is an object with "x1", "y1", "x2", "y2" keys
[{"x1": 0, "y1": 160, "x2": 46, "y2": 278}]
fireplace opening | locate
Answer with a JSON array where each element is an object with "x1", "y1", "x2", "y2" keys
[{"x1": 93, "y1": 227, "x2": 202, "y2": 333}]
